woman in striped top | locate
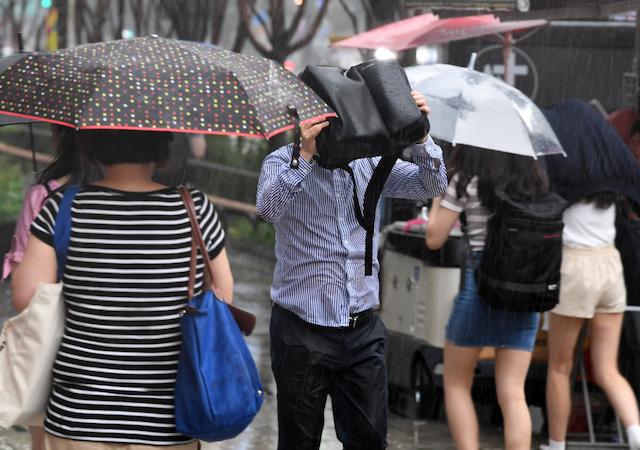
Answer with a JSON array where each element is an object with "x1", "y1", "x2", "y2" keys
[
  {"x1": 12, "y1": 130, "x2": 233, "y2": 449},
  {"x1": 426, "y1": 145, "x2": 548, "y2": 450}
]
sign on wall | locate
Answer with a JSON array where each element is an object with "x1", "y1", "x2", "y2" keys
[{"x1": 475, "y1": 44, "x2": 539, "y2": 100}]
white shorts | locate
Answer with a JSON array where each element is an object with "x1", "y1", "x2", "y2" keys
[{"x1": 552, "y1": 245, "x2": 626, "y2": 319}]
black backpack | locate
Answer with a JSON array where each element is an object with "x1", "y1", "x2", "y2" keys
[
  {"x1": 473, "y1": 190, "x2": 568, "y2": 312},
  {"x1": 298, "y1": 60, "x2": 429, "y2": 275}
]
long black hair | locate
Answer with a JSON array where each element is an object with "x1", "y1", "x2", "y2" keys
[
  {"x1": 584, "y1": 191, "x2": 618, "y2": 209},
  {"x1": 36, "y1": 125, "x2": 102, "y2": 187},
  {"x1": 78, "y1": 129, "x2": 172, "y2": 166},
  {"x1": 447, "y1": 144, "x2": 549, "y2": 210}
]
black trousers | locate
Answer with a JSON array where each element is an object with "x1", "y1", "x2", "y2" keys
[{"x1": 270, "y1": 304, "x2": 388, "y2": 450}]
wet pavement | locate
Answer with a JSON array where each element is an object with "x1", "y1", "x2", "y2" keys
[{"x1": 1, "y1": 244, "x2": 533, "y2": 449}]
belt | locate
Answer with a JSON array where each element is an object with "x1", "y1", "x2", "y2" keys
[
  {"x1": 345, "y1": 308, "x2": 375, "y2": 329},
  {"x1": 272, "y1": 303, "x2": 375, "y2": 330}
]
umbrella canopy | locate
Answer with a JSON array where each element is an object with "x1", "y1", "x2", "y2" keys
[
  {"x1": 331, "y1": 13, "x2": 443, "y2": 50},
  {"x1": 332, "y1": 14, "x2": 546, "y2": 51},
  {"x1": 543, "y1": 99, "x2": 640, "y2": 205},
  {"x1": 0, "y1": 54, "x2": 34, "y2": 125},
  {"x1": 608, "y1": 108, "x2": 638, "y2": 147},
  {"x1": 0, "y1": 113, "x2": 33, "y2": 126},
  {"x1": 0, "y1": 36, "x2": 334, "y2": 139},
  {"x1": 405, "y1": 63, "x2": 564, "y2": 158}
]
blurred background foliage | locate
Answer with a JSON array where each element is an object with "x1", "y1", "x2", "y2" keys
[{"x1": 0, "y1": 154, "x2": 27, "y2": 222}]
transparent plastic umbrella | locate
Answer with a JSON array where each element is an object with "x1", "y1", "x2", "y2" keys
[{"x1": 405, "y1": 63, "x2": 565, "y2": 158}]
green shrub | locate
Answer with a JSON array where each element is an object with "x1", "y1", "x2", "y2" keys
[
  {"x1": 227, "y1": 216, "x2": 275, "y2": 247},
  {"x1": 205, "y1": 135, "x2": 268, "y2": 172},
  {"x1": 0, "y1": 155, "x2": 27, "y2": 222}
]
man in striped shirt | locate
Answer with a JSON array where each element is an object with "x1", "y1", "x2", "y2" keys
[{"x1": 257, "y1": 92, "x2": 446, "y2": 449}]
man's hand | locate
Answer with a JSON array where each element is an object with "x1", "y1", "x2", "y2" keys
[
  {"x1": 300, "y1": 118, "x2": 330, "y2": 162},
  {"x1": 412, "y1": 91, "x2": 430, "y2": 143},
  {"x1": 412, "y1": 90, "x2": 431, "y2": 115}
]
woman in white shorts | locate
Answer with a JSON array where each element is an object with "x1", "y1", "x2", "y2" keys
[{"x1": 543, "y1": 192, "x2": 640, "y2": 450}]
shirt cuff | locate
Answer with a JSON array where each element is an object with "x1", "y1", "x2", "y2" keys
[
  {"x1": 410, "y1": 135, "x2": 444, "y2": 171},
  {"x1": 286, "y1": 148, "x2": 314, "y2": 193}
]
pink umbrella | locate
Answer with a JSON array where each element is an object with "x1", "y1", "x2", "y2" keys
[
  {"x1": 332, "y1": 15, "x2": 547, "y2": 84},
  {"x1": 405, "y1": 18, "x2": 547, "y2": 48},
  {"x1": 333, "y1": 14, "x2": 499, "y2": 51},
  {"x1": 332, "y1": 15, "x2": 546, "y2": 51},
  {"x1": 331, "y1": 13, "x2": 441, "y2": 50}
]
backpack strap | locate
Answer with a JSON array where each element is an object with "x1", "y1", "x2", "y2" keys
[
  {"x1": 459, "y1": 211, "x2": 478, "y2": 269},
  {"x1": 53, "y1": 185, "x2": 80, "y2": 281},
  {"x1": 342, "y1": 154, "x2": 398, "y2": 276}
]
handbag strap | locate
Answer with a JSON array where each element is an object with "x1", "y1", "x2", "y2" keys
[
  {"x1": 179, "y1": 187, "x2": 215, "y2": 299},
  {"x1": 178, "y1": 186, "x2": 258, "y2": 336},
  {"x1": 179, "y1": 187, "x2": 258, "y2": 335},
  {"x1": 53, "y1": 185, "x2": 80, "y2": 281}
]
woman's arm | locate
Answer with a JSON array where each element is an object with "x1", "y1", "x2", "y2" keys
[
  {"x1": 208, "y1": 247, "x2": 234, "y2": 303},
  {"x1": 11, "y1": 234, "x2": 57, "y2": 312},
  {"x1": 2, "y1": 184, "x2": 52, "y2": 281},
  {"x1": 425, "y1": 197, "x2": 461, "y2": 250}
]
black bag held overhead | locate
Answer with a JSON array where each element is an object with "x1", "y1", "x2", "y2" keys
[
  {"x1": 350, "y1": 60, "x2": 429, "y2": 150},
  {"x1": 298, "y1": 65, "x2": 392, "y2": 169},
  {"x1": 298, "y1": 60, "x2": 430, "y2": 275},
  {"x1": 298, "y1": 61, "x2": 430, "y2": 169},
  {"x1": 475, "y1": 190, "x2": 568, "y2": 312}
]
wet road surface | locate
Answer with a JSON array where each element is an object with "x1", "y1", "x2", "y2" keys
[{"x1": 1, "y1": 245, "x2": 534, "y2": 449}]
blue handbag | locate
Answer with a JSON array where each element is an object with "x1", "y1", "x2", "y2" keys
[{"x1": 174, "y1": 187, "x2": 263, "y2": 442}]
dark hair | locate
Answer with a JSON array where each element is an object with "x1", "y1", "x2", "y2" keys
[
  {"x1": 36, "y1": 125, "x2": 102, "y2": 186},
  {"x1": 584, "y1": 191, "x2": 618, "y2": 209},
  {"x1": 631, "y1": 120, "x2": 640, "y2": 138},
  {"x1": 79, "y1": 130, "x2": 173, "y2": 166},
  {"x1": 447, "y1": 144, "x2": 549, "y2": 210}
]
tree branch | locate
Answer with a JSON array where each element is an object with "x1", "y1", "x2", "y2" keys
[
  {"x1": 283, "y1": 0, "x2": 307, "y2": 44},
  {"x1": 337, "y1": 0, "x2": 358, "y2": 34},
  {"x1": 238, "y1": 0, "x2": 272, "y2": 56},
  {"x1": 249, "y1": 0, "x2": 272, "y2": 40},
  {"x1": 210, "y1": 0, "x2": 228, "y2": 44},
  {"x1": 231, "y1": 9, "x2": 248, "y2": 52},
  {"x1": 289, "y1": 0, "x2": 331, "y2": 53}
]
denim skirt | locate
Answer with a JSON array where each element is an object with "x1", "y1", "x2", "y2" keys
[{"x1": 445, "y1": 256, "x2": 540, "y2": 352}]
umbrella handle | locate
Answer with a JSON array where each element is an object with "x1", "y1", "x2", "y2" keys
[
  {"x1": 467, "y1": 52, "x2": 477, "y2": 70},
  {"x1": 288, "y1": 106, "x2": 301, "y2": 169}
]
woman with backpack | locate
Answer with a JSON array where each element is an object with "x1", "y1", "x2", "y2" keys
[
  {"x1": 541, "y1": 100, "x2": 640, "y2": 450},
  {"x1": 426, "y1": 146, "x2": 549, "y2": 450},
  {"x1": 11, "y1": 129, "x2": 233, "y2": 449}
]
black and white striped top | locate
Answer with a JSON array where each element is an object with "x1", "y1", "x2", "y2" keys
[
  {"x1": 441, "y1": 174, "x2": 490, "y2": 252},
  {"x1": 30, "y1": 185, "x2": 225, "y2": 446}
]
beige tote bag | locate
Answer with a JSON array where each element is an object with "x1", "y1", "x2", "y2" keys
[
  {"x1": 0, "y1": 185, "x2": 77, "y2": 428},
  {"x1": 0, "y1": 282, "x2": 64, "y2": 427}
]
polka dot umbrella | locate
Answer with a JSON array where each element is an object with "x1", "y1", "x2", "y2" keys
[
  {"x1": 0, "y1": 54, "x2": 34, "y2": 125},
  {"x1": 0, "y1": 36, "x2": 335, "y2": 139}
]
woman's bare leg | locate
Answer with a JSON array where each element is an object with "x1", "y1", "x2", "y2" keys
[
  {"x1": 546, "y1": 313, "x2": 585, "y2": 442},
  {"x1": 588, "y1": 313, "x2": 640, "y2": 427},
  {"x1": 443, "y1": 342, "x2": 482, "y2": 450},
  {"x1": 495, "y1": 348, "x2": 534, "y2": 450}
]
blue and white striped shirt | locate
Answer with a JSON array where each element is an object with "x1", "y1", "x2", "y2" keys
[{"x1": 256, "y1": 137, "x2": 447, "y2": 327}]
